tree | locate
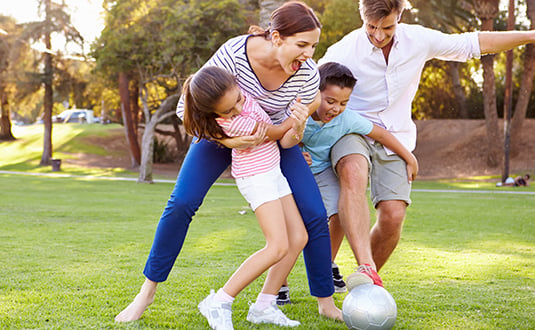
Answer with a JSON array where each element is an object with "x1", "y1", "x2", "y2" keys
[
  {"x1": 474, "y1": 0, "x2": 501, "y2": 167},
  {"x1": 510, "y1": 0, "x2": 535, "y2": 149},
  {"x1": 0, "y1": 16, "x2": 17, "y2": 141},
  {"x1": 314, "y1": 0, "x2": 360, "y2": 60},
  {"x1": 21, "y1": 0, "x2": 82, "y2": 165},
  {"x1": 93, "y1": 0, "x2": 249, "y2": 183},
  {"x1": 259, "y1": 0, "x2": 285, "y2": 27}
]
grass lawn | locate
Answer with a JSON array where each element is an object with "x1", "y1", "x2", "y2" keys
[
  {"x1": 1, "y1": 124, "x2": 534, "y2": 329},
  {"x1": 1, "y1": 172, "x2": 534, "y2": 329}
]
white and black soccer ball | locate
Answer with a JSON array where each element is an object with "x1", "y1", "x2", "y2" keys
[{"x1": 342, "y1": 284, "x2": 397, "y2": 330}]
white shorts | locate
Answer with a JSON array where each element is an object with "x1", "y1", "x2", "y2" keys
[{"x1": 235, "y1": 166, "x2": 292, "y2": 211}]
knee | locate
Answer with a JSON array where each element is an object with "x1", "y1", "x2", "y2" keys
[
  {"x1": 336, "y1": 155, "x2": 368, "y2": 190},
  {"x1": 292, "y1": 230, "x2": 308, "y2": 251},
  {"x1": 266, "y1": 240, "x2": 289, "y2": 263},
  {"x1": 377, "y1": 202, "x2": 406, "y2": 229}
]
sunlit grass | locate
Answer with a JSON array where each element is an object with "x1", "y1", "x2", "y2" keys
[
  {"x1": 1, "y1": 124, "x2": 534, "y2": 328},
  {"x1": 2, "y1": 124, "x2": 135, "y2": 177},
  {"x1": 1, "y1": 173, "x2": 534, "y2": 329}
]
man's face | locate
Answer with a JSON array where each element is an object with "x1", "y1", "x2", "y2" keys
[{"x1": 363, "y1": 11, "x2": 399, "y2": 49}]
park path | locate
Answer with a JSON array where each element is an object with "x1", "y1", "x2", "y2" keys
[{"x1": 2, "y1": 170, "x2": 534, "y2": 195}]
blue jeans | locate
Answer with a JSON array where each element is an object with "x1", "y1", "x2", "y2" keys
[{"x1": 143, "y1": 138, "x2": 334, "y2": 297}]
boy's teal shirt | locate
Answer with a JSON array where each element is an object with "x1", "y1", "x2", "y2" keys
[{"x1": 301, "y1": 110, "x2": 373, "y2": 174}]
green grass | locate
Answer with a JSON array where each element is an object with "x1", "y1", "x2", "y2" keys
[
  {"x1": 1, "y1": 124, "x2": 534, "y2": 329},
  {"x1": 0, "y1": 173, "x2": 534, "y2": 329},
  {"x1": 1, "y1": 124, "x2": 134, "y2": 177}
]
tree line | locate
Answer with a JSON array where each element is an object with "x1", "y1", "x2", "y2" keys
[{"x1": 0, "y1": 0, "x2": 533, "y2": 182}]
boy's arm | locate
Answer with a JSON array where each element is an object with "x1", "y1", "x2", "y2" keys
[{"x1": 366, "y1": 125, "x2": 419, "y2": 182}]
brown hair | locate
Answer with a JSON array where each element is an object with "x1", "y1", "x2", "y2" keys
[
  {"x1": 182, "y1": 66, "x2": 236, "y2": 141},
  {"x1": 248, "y1": 1, "x2": 321, "y2": 39},
  {"x1": 359, "y1": 0, "x2": 406, "y2": 21},
  {"x1": 318, "y1": 62, "x2": 356, "y2": 92}
]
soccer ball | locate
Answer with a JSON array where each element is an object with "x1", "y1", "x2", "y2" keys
[{"x1": 342, "y1": 284, "x2": 397, "y2": 330}]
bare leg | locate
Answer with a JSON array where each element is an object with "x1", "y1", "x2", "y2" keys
[
  {"x1": 371, "y1": 200, "x2": 406, "y2": 271},
  {"x1": 223, "y1": 199, "x2": 290, "y2": 297},
  {"x1": 317, "y1": 296, "x2": 343, "y2": 321},
  {"x1": 260, "y1": 195, "x2": 308, "y2": 295},
  {"x1": 115, "y1": 278, "x2": 158, "y2": 322},
  {"x1": 329, "y1": 214, "x2": 345, "y2": 261},
  {"x1": 336, "y1": 154, "x2": 376, "y2": 268}
]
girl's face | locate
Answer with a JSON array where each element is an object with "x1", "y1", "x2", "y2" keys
[
  {"x1": 273, "y1": 28, "x2": 321, "y2": 75},
  {"x1": 213, "y1": 85, "x2": 244, "y2": 119},
  {"x1": 312, "y1": 84, "x2": 352, "y2": 123}
]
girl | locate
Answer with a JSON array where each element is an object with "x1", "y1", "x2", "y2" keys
[
  {"x1": 115, "y1": 1, "x2": 342, "y2": 324},
  {"x1": 184, "y1": 65, "x2": 307, "y2": 329}
]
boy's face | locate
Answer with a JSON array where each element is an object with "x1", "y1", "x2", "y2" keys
[{"x1": 313, "y1": 84, "x2": 353, "y2": 123}]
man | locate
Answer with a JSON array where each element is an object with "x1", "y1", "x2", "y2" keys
[{"x1": 318, "y1": 0, "x2": 535, "y2": 290}]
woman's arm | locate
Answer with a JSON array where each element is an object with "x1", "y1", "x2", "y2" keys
[
  {"x1": 216, "y1": 123, "x2": 267, "y2": 149},
  {"x1": 367, "y1": 125, "x2": 419, "y2": 182}
]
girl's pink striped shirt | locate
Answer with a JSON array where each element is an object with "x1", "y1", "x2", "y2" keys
[{"x1": 216, "y1": 91, "x2": 280, "y2": 179}]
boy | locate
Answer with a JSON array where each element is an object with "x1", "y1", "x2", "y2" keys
[{"x1": 301, "y1": 62, "x2": 418, "y2": 291}]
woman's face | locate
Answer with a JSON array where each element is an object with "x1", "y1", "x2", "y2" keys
[
  {"x1": 213, "y1": 86, "x2": 244, "y2": 119},
  {"x1": 274, "y1": 28, "x2": 321, "y2": 75}
]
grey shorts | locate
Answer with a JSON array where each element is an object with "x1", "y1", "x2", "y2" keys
[
  {"x1": 313, "y1": 167, "x2": 340, "y2": 218},
  {"x1": 330, "y1": 134, "x2": 412, "y2": 207}
]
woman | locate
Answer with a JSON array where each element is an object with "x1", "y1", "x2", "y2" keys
[{"x1": 115, "y1": 1, "x2": 342, "y2": 323}]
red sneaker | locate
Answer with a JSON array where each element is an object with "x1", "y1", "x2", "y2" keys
[{"x1": 346, "y1": 264, "x2": 383, "y2": 291}]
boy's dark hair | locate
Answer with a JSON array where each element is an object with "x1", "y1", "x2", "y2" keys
[{"x1": 318, "y1": 62, "x2": 356, "y2": 92}]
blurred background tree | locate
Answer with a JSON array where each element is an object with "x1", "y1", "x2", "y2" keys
[{"x1": 1, "y1": 0, "x2": 534, "y2": 176}]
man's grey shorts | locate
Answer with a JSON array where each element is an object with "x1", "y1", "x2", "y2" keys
[
  {"x1": 313, "y1": 167, "x2": 340, "y2": 218},
  {"x1": 330, "y1": 134, "x2": 412, "y2": 207}
]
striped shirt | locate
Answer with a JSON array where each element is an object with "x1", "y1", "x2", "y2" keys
[
  {"x1": 177, "y1": 34, "x2": 320, "y2": 125},
  {"x1": 216, "y1": 91, "x2": 279, "y2": 178}
]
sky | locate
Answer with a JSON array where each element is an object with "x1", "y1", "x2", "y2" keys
[{"x1": 0, "y1": 0, "x2": 105, "y2": 54}]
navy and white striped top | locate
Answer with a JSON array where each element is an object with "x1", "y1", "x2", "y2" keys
[{"x1": 176, "y1": 34, "x2": 320, "y2": 125}]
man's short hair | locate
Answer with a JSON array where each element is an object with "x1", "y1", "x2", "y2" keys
[{"x1": 359, "y1": 0, "x2": 406, "y2": 21}]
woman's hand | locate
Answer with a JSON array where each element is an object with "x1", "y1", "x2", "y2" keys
[
  {"x1": 290, "y1": 97, "x2": 309, "y2": 137},
  {"x1": 218, "y1": 122, "x2": 268, "y2": 149}
]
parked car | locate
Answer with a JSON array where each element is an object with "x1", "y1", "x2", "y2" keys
[{"x1": 53, "y1": 109, "x2": 95, "y2": 124}]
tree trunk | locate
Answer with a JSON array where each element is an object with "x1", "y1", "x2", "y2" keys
[
  {"x1": 510, "y1": 0, "x2": 535, "y2": 151},
  {"x1": 137, "y1": 91, "x2": 180, "y2": 183},
  {"x1": 40, "y1": 0, "x2": 53, "y2": 166},
  {"x1": 474, "y1": 0, "x2": 501, "y2": 167},
  {"x1": 258, "y1": 0, "x2": 285, "y2": 27},
  {"x1": 119, "y1": 72, "x2": 141, "y2": 168},
  {"x1": 138, "y1": 119, "x2": 156, "y2": 183},
  {"x1": 448, "y1": 61, "x2": 468, "y2": 118},
  {"x1": 0, "y1": 92, "x2": 15, "y2": 141},
  {"x1": 130, "y1": 78, "x2": 140, "y2": 135}
]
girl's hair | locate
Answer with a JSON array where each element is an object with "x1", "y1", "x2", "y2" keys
[
  {"x1": 182, "y1": 66, "x2": 236, "y2": 141},
  {"x1": 359, "y1": 0, "x2": 406, "y2": 22},
  {"x1": 248, "y1": 1, "x2": 321, "y2": 39},
  {"x1": 318, "y1": 62, "x2": 356, "y2": 92}
]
